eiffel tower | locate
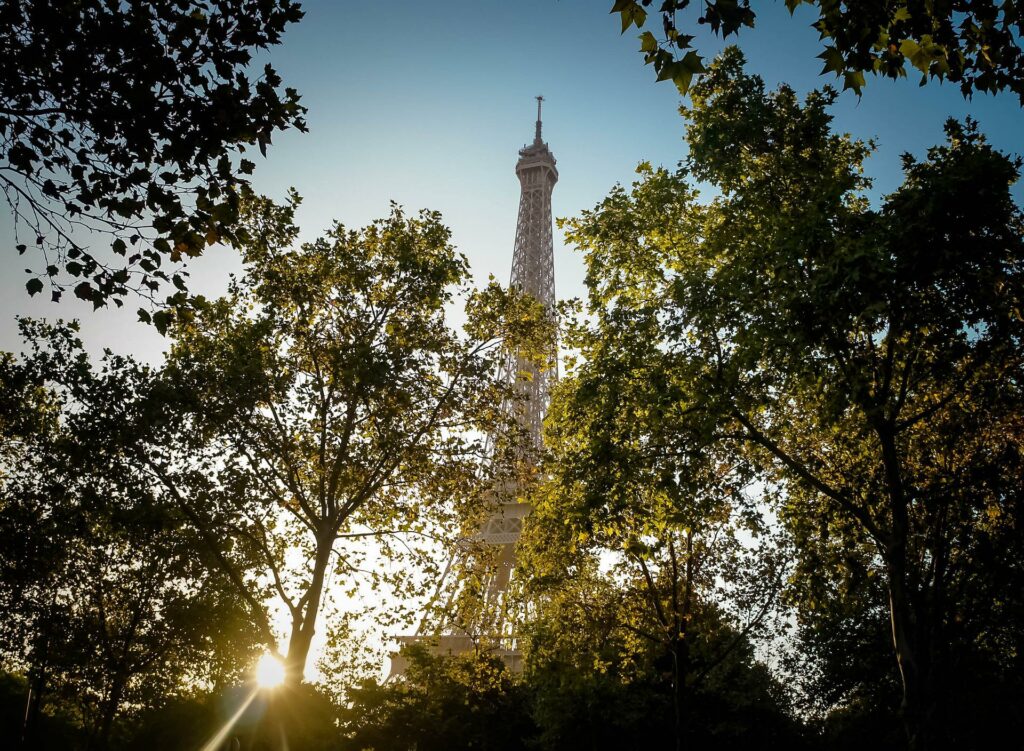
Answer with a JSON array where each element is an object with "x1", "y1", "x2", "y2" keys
[{"x1": 391, "y1": 97, "x2": 558, "y2": 675}]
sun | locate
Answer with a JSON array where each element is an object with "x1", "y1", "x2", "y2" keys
[{"x1": 255, "y1": 652, "x2": 286, "y2": 689}]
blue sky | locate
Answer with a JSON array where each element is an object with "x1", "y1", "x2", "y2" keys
[{"x1": 2, "y1": 0, "x2": 1022, "y2": 361}]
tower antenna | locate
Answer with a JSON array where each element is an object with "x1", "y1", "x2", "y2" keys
[{"x1": 535, "y1": 95, "x2": 544, "y2": 142}]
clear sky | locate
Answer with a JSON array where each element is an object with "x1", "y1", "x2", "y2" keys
[{"x1": 2, "y1": 0, "x2": 1023, "y2": 362}]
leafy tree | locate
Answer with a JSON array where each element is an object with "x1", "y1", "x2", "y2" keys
[
  {"x1": 613, "y1": 1, "x2": 1024, "y2": 99},
  {"x1": 120, "y1": 696, "x2": 219, "y2": 751},
  {"x1": 340, "y1": 645, "x2": 534, "y2": 751},
  {"x1": 780, "y1": 505, "x2": 906, "y2": 749},
  {"x1": 91, "y1": 191, "x2": 530, "y2": 684},
  {"x1": 522, "y1": 559, "x2": 801, "y2": 751},
  {"x1": 0, "y1": 0, "x2": 306, "y2": 308},
  {"x1": 560, "y1": 47, "x2": 1024, "y2": 749},
  {"x1": 0, "y1": 322, "x2": 262, "y2": 750},
  {"x1": 523, "y1": 565, "x2": 659, "y2": 751},
  {"x1": 0, "y1": 671, "x2": 80, "y2": 751},
  {"x1": 523, "y1": 466, "x2": 787, "y2": 751},
  {"x1": 521, "y1": 245, "x2": 789, "y2": 750}
]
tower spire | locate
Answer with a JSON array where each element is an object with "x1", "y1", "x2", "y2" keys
[{"x1": 534, "y1": 95, "x2": 544, "y2": 143}]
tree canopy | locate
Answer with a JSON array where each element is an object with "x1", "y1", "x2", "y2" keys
[
  {"x1": 1, "y1": 187, "x2": 547, "y2": 696},
  {"x1": 3, "y1": 5, "x2": 1024, "y2": 750},
  {"x1": 153, "y1": 191, "x2": 518, "y2": 683},
  {"x1": 0, "y1": 321, "x2": 263, "y2": 750},
  {"x1": 559, "y1": 46, "x2": 1024, "y2": 749},
  {"x1": 0, "y1": 0, "x2": 306, "y2": 309},
  {"x1": 613, "y1": 1, "x2": 1024, "y2": 99}
]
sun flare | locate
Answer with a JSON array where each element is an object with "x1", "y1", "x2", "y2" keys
[{"x1": 255, "y1": 652, "x2": 286, "y2": 689}]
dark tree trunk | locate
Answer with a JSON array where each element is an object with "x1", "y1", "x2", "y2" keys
[
  {"x1": 20, "y1": 672, "x2": 46, "y2": 751},
  {"x1": 92, "y1": 671, "x2": 129, "y2": 751},
  {"x1": 885, "y1": 545, "x2": 929, "y2": 750},
  {"x1": 671, "y1": 637, "x2": 691, "y2": 751},
  {"x1": 879, "y1": 427, "x2": 933, "y2": 750}
]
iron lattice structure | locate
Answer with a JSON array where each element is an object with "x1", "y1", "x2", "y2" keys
[
  {"x1": 504, "y1": 95, "x2": 559, "y2": 452},
  {"x1": 391, "y1": 99, "x2": 558, "y2": 675}
]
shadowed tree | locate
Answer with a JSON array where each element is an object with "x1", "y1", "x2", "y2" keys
[
  {"x1": 560, "y1": 47, "x2": 1024, "y2": 749},
  {"x1": 523, "y1": 377, "x2": 788, "y2": 751},
  {"x1": 339, "y1": 645, "x2": 534, "y2": 751},
  {"x1": 0, "y1": 323, "x2": 263, "y2": 750},
  {"x1": 612, "y1": 1, "x2": 1024, "y2": 100},
  {"x1": 0, "y1": 0, "x2": 306, "y2": 310}
]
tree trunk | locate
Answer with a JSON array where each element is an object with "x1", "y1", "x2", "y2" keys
[
  {"x1": 879, "y1": 428, "x2": 932, "y2": 750},
  {"x1": 20, "y1": 672, "x2": 46, "y2": 751},
  {"x1": 21, "y1": 617, "x2": 54, "y2": 751},
  {"x1": 671, "y1": 637, "x2": 690, "y2": 751},
  {"x1": 91, "y1": 670, "x2": 129, "y2": 751},
  {"x1": 885, "y1": 546, "x2": 928, "y2": 750},
  {"x1": 284, "y1": 536, "x2": 333, "y2": 684}
]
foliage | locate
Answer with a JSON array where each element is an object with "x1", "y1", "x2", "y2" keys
[
  {"x1": 522, "y1": 562, "x2": 803, "y2": 751},
  {"x1": 145, "y1": 191, "x2": 530, "y2": 683},
  {"x1": 0, "y1": 321, "x2": 262, "y2": 749},
  {"x1": 0, "y1": 670, "x2": 81, "y2": 750},
  {"x1": 521, "y1": 64, "x2": 792, "y2": 745},
  {"x1": 343, "y1": 613, "x2": 801, "y2": 751},
  {"x1": 0, "y1": 0, "x2": 306, "y2": 308},
  {"x1": 560, "y1": 46, "x2": 1024, "y2": 749},
  {"x1": 613, "y1": 1, "x2": 1024, "y2": 99},
  {"x1": 522, "y1": 441, "x2": 794, "y2": 751},
  {"x1": 340, "y1": 645, "x2": 534, "y2": 751}
]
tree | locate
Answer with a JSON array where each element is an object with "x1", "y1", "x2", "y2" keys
[
  {"x1": 0, "y1": 0, "x2": 306, "y2": 309},
  {"x1": 340, "y1": 645, "x2": 534, "y2": 751},
  {"x1": 612, "y1": 1, "x2": 1024, "y2": 99},
  {"x1": 0, "y1": 322, "x2": 263, "y2": 750},
  {"x1": 521, "y1": 548, "x2": 798, "y2": 751},
  {"x1": 523, "y1": 372, "x2": 787, "y2": 751},
  {"x1": 560, "y1": 47, "x2": 1024, "y2": 749},
  {"x1": 103, "y1": 191, "x2": 529, "y2": 685}
]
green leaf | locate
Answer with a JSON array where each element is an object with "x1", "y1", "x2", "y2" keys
[
  {"x1": 663, "y1": 53, "x2": 706, "y2": 93},
  {"x1": 614, "y1": 1, "x2": 646, "y2": 33},
  {"x1": 680, "y1": 50, "x2": 706, "y2": 74},
  {"x1": 818, "y1": 45, "x2": 845, "y2": 75},
  {"x1": 639, "y1": 31, "x2": 658, "y2": 53},
  {"x1": 843, "y1": 70, "x2": 866, "y2": 94},
  {"x1": 900, "y1": 37, "x2": 944, "y2": 75}
]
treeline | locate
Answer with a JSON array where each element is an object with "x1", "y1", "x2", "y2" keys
[{"x1": 1, "y1": 10, "x2": 1023, "y2": 751}]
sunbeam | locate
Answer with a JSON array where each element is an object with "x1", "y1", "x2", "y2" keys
[{"x1": 197, "y1": 685, "x2": 259, "y2": 751}]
